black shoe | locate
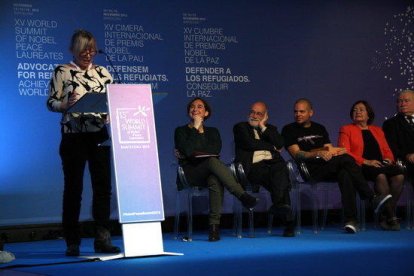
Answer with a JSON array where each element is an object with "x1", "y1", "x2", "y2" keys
[
  {"x1": 65, "y1": 244, "x2": 80, "y2": 256},
  {"x1": 94, "y1": 241, "x2": 121, "y2": 254},
  {"x1": 344, "y1": 220, "x2": 358, "y2": 234},
  {"x1": 371, "y1": 194, "x2": 392, "y2": 214},
  {"x1": 387, "y1": 217, "x2": 401, "y2": 231},
  {"x1": 269, "y1": 204, "x2": 291, "y2": 218},
  {"x1": 208, "y1": 224, "x2": 220, "y2": 242},
  {"x1": 380, "y1": 217, "x2": 401, "y2": 231},
  {"x1": 94, "y1": 226, "x2": 121, "y2": 254},
  {"x1": 239, "y1": 192, "x2": 259, "y2": 210},
  {"x1": 282, "y1": 221, "x2": 296, "y2": 237}
]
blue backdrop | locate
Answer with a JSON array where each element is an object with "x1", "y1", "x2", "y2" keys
[{"x1": 0, "y1": 0, "x2": 412, "y2": 226}]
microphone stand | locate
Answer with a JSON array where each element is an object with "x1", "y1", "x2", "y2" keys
[{"x1": 98, "y1": 49, "x2": 122, "y2": 84}]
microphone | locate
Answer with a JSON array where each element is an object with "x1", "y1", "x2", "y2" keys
[{"x1": 98, "y1": 49, "x2": 122, "y2": 84}]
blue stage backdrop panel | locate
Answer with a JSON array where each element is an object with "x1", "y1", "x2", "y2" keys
[{"x1": 0, "y1": 0, "x2": 411, "y2": 226}]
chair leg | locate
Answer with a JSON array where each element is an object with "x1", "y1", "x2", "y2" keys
[
  {"x1": 411, "y1": 200, "x2": 414, "y2": 230},
  {"x1": 361, "y1": 200, "x2": 366, "y2": 231},
  {"x1": 233, "y1": 192, "x2": 258, "y2": 238},
  {"x1": 248, "y1": 209, "x2": 255, "y2": 238},
  {"x1": 322, "y1": 186, "x2": 329, "y2": 230},
  {"x1": 312, "y1": 207, "x2": 319, "y2": 234},
  {"x1": 373, "y1": 208, "x2": 379, "y2": 230},
  {"x1": 311, "y1": 185, "x2": 319, "y2": 234},
  {"x1": 267, "y1": 214, "x2": 273, "y2": 234},
  {"x1": 407, "y1": 197, "x2": 412, "y2": 230},
  {"x1": 174, "y1": 192, "x2": 181, "y2": 240},
  {"x1": 232, "y1": 209, "x2": 238, "y2": 237},
  {"x1": 355, "y1": 194, "x2": 360, "y2": 229},
  {"x1": 358, "y1": 196, "x2": 366, "y2": 231},
  {"x1": 187, "y1": 191, "x2": 193, "y2": 241},
  {"x1": 233, "y1": 198, "x2": 243, "y2": 238},
  {"x1": 295, "y1": 186, "x2": 302, "y2": 235}
]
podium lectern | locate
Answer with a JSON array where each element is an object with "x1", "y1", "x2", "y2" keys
[
  {"x1": 69, "y1": 88, "x2": 180, "y2": 259},
  {"x1": 67, "y1": 92, "x2": 108, "y2": 113}
]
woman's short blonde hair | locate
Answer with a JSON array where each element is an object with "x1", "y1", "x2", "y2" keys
[{"x1": 69, "y1": 29, "x2": 97, "y2": 55}]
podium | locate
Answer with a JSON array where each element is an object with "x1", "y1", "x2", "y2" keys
[
  {"x1": 66, "y1": 92, "x2": 108, "y2": 113},
  {"x1": 67, "y1": 91, "x2": 168, "y2": 113},
  {"x1": 68, "y1": 87, "x2": 180, "y2": 259}
]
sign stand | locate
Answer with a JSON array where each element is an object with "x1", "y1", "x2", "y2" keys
[
  {"x1": 69, "y1": 87, "x2": 181, "y2": 259},
  {"x1": 107, "y1": 84, "x2": 181, "y2": 258},
  {"x1": 122, "y1": 222, "x2": 163, "y2": 257}
]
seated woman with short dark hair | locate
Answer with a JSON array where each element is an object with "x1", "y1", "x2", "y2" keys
[
  {"x1": 338, "y1": 100, "x2": 404, "y2": 230},
  {"x1": 174, "y1": 97, "x2": 258, "y2": 241}
]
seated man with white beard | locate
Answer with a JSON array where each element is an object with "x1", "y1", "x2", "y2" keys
[{"x1": 233, "y1": 101, "x2": 295, "y2": 237}]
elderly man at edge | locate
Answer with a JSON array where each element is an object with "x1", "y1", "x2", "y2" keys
[{"x1": 383, "y1": 89, "x2": 414, "y2": 186}]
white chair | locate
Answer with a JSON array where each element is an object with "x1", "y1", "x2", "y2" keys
[
  {"x1": 174, "y1": 165, "x2": 209, "y2": 242},
  {"x1": 230, "y1": 162, "x2": 272, "y2": 238},
  {"x1": 396, "y1": 160, "x2": 414, "y2": 229},
  {"x1": 287, "y1": 159, "x2": 368, "y2": 233},
  {"x1": 403, "y1": 183, "x2": 414, "y2": 229},
  {"x1": 287, "y1": 159, "x2": 340, "y2": 233}
]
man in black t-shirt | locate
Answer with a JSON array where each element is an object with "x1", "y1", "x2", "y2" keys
[{"x1": 281, "y1": 98, "x2": 392, "y2": 233}]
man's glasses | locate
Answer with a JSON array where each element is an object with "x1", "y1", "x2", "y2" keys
[{"x1": 250, "y1": 110, "x2": 265, "y2": 117}]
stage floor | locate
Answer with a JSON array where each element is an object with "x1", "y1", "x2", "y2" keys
[{"x1": 1, "y1": 225, "x2": 414, "y2": 276}]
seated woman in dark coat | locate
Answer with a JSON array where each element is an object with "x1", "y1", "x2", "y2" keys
[{"x1": 174, "y1": 97, "x2": 258, "y2": 241}]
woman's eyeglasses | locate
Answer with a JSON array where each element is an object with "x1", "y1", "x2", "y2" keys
[{"x1": 79, "y1": 49, "x2": 97, "y2": 58}]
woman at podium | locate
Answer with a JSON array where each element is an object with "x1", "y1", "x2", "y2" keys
[{"x1": 47, "y1": 29, "x2": 120, "y2": 256}]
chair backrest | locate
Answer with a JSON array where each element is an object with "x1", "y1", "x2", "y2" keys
[
  {"x1": 174, "y1": 148, "x2": 193, "y2": 190},
  {"x1": 230, "y1": 162, "x2": 252, "y2": 190},
  {"x1": 177, "y1": 165, "x2": 189, "y2": 188},
  {"x1": 286, "y1": 159, "x2": 303, "y2": 185},
  {"x1": 229, "y1": 162, "x2": 238, "y2": 181},
  {"x1": 297, "y1": 160, "x2": 313, "y2": 182},
  {"x1": 236, "y1": 163, "x2": 250, "y2": 187},
  {"x1": 396, "y1": 159, "x2": 408, "y2": 175},
  {"x1": 286, "y1": 159, "x2": 316, "y2": 185}
]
